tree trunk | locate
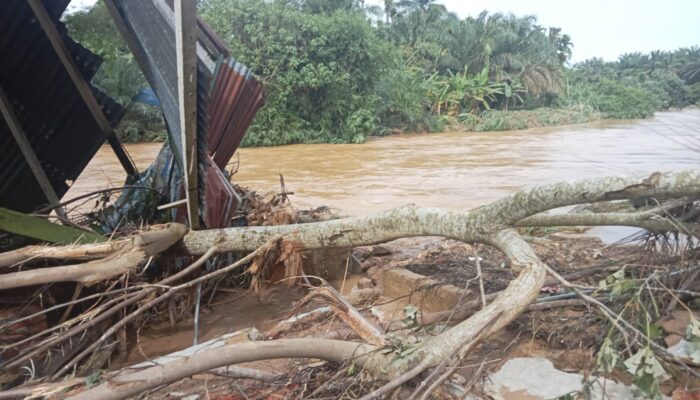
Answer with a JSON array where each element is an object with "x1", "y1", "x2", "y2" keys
[
  {"x1": 57, "y1": 170, "x2": 700, "y2": 399},
  {"x1": 0, "y1": 224, "x2": 186, "y2": 289}
]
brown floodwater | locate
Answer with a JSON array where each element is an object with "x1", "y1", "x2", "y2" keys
[{"x1": 65, "y1": 110, "x2": 700, "y2": 215}]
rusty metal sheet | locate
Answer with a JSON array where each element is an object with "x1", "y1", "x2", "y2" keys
[
  {"x1": 198, "y1": 58, "x2": 264, "y2": 227},
  {"x1": 207, "y1": 58, "x2": 266, "y2": 170},
  {"x1": 109, "y1": 0, "x2": 265, "y2": 228}
]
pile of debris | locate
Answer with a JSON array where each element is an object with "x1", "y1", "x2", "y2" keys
[{"x1": 0, "y1": 171, "x2": 698, "y2": 400}]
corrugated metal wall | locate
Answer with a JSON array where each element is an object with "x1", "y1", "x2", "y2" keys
[
  {"x1": 0, "y1": 0, "x2": 124, "y2": 213},
  {"x1": 110, "y1": 0, "x2": 265, "y2": 228}
]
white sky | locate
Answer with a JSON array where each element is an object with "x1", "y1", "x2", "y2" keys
[{"x1": 70, "y1": 0, "x2": 700, "y2": 63}]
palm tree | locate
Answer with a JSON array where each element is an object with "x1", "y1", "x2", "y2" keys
[
  {"x1": 395, "y1": 0, "x2": 436, "y2": 12},
  {"x1": 500, "y1": 78, "x2": 525, "y2": 111},
  {"x1": 382, "y1": 0, "x2": 396, "y2": 24},
  {"x1": 675, "y1": 46, "x2": 700, "y2": 84},
  {"x1": 548, "y1": 27, "x2": 573, "y2": 64}
]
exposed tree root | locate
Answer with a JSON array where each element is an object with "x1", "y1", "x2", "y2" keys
[{"x1": 51, "y1": 239, "x2": 279, "y2": 377}]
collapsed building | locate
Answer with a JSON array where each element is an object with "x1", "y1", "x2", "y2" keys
[{"x1": 0, "y1": 0, "x2": 265, "y2": 237}]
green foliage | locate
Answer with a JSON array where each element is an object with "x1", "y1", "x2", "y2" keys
[
  {"x1": 686, "y1": 317, "x2": 700, "y2": 364},
  {"x1": 563, "y1": 47, "x2": 700, "y2": 120},
  {"x1": 201, "y1": 0, "x2": 387, "y2": 146},
  {"x1": 374, "y1": 61, "x2": 437, "y2": 132},
  {"x1": 565, "y1": 76, "x2": 659, "y2": 119},
  {"x1": 624, "y1": 347, "x2": 669, "y2": 399},
  {"x1": 589, "y1": 256, "x2": 700, "y2": 400},
  {"x1": 587, "y1": 79, "x2": 659, "y2": 119},
  {"x1": 687, "y1": 82, "x2": 700, "y2": 105},
  {"x1": 596, "y1": 337, "x2": 621, "y2": 373},
  {"x1": 66, "y1": 1, "x2": 699, "y2": 144},
  {"x1": 599, "y1": 267, "x2": 637, "y2": 297},
  {"x1": 64, "y1": 3, "x2": 166, "y2": 143},
  {"x1": 86, "y1": 371, "x2": 104, "y2": 388},
  {"x1": 459, "y1": 105, "x2": 599, "y2": 132}
]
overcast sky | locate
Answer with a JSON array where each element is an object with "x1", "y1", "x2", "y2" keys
[{"x1": 69, "y1": 0, "x2": 700, "y2": 62}]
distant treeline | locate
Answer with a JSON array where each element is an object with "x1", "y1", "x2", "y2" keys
[{"x1": 66, "y1": 0, "x2": 700, "y2": 145}]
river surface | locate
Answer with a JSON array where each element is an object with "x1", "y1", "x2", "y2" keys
[{"x1": 66, "y1": 110, "x2": 700, "y2": 216}]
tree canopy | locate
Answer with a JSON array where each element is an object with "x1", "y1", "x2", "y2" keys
[{"x1": 64, "y1": 0, "x2": 700, "y2": 144}]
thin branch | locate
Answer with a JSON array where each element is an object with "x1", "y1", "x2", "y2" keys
[
  {"x1": 54, "y1": 240, "x2": 277, "y2": 377},
  {"x1": 5, "y1": 246, "x2": 219, "y2": 370},
  {"x1": 543, "y1": 264, "x2": 700, "y2": 378},
  {"x1": 474, "y1": 245, "x2": 486, "y2": 308},
  {"x1": 517, "y1": 212, "x2": 699, "y2": 236}
]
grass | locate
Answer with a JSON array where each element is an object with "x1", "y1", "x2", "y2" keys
[
  {"x1": 118, "y1": 104, "x2": 604, "y2": 144},
  {"x1": 458, "y1": 104, "x2": 602, "y2": 132}
]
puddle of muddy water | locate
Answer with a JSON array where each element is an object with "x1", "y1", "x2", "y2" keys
[
  {"x1": 119, "y1": 287, "x2": 305, "y2": 366},
  {"x1": 586, "y1": 226, "x2": 645, "y2": 244},
  {"x1": 327, "y1": 273, "x2": 364, "y2": 296}
]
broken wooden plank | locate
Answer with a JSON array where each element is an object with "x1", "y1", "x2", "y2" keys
[
  {"x1": 175, "y1": 0, "x2": 200, "y2": 229},
  {"x1": 26, "y1": 0, "x2": 137, "y2": 177}
]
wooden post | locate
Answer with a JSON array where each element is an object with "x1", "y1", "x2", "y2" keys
[
  {"x1": 0, "y1": 87, "x2": 67, "y2": 218},
  {"x1": 26, "y1": 0, "x2": 137, "y2": 178},
  {"x1": 175, "y1": 0, "x2": 200, "y2": 229}
]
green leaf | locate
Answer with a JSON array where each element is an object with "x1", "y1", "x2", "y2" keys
[
  {"x1": 86, "y1": 371, "x2": 103, "y2": 388},
  {"x1": 399, "y1": 346, "x2": 418, "y2": 358},
  {"x1": 687, "y1": 317, "x2": 700, "y2": 363},
  {"x1": 347, "y1": 362, "x2": 356, "y2": 376},
  {"x1": 596, "y1": 337, "x2": 620, "y2": 373},
  {"x1": 647, "y1": 324, "x2": 664, "y2": 341},
  {"x1": 598, "y1": 267, "x2": 635, "y2": 297},
  {"x1": 624, "y1": 348, "x2": 669, "y2": 400}
]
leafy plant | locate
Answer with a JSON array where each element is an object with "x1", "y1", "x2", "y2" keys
[
  {"x1": 66, "y1": 0, "x2": 700, "y2": 144},
  {"x1": 624, "y1": 348, "x2": 669, "y2": 399}
]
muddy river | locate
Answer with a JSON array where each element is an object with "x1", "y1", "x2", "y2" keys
[
  {"x1": 66, "y1": 110, "x2": 700, "y2": 215},
  {"x1": 66, "y1": 110, "x2": 699, "y2": 362}
]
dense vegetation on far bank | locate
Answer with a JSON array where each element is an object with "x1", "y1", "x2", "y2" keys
[{"x1": 65, "y1": 0, "x2": 700, "y2": 145}]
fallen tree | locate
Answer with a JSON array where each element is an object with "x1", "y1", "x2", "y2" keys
[
  {"x1": 1, "y1": 170, "x2": 698, "y2": 399},
  {"x1": 0, "y1": 224, "x2": 186, "y2": 289}
]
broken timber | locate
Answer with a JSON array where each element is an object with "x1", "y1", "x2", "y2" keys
[
  {"x1": 175, "y1": 0, "x2": 200, "y2": 229},
  {"x1": 26, "y1": 0, "x2": 137, "y2": 177}
]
